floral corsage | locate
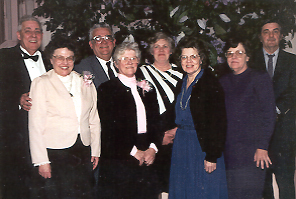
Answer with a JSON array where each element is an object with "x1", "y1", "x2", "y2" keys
[
  {"x1": 137, "y1": 79, "x2": 152, "y2": 95},
  {"x1": 82, "y1": 71, "x2": 95, "y2": 87}
]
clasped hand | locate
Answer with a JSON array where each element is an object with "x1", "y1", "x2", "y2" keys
[
  {"x1": 204, "y1": 160, "x2": 216, "y2": 173},
  {"x1": 162, "y1": 127, "x2": 177, "y2": 145},
  {"x1": 134, "y1": 148, "x2": 156, "y2": 166}
]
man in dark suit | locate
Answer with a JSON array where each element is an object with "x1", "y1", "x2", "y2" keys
[
  {"x1": 75, "y1": 23, "x2": 117, "y2": 89},
  {"x1": 0, "y1": 15, "x2": 47, "y2": 198},
  {"x1": 249, "y1": 21, "x2": 296, "y2": 199}
]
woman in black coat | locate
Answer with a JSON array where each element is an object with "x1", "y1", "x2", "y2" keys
[
  {"x1": 97, "y1": 42, "x2": 160, "y2": 199},
  {"x1": 168, "y1": 37, "x2": 228, "y2": 199}
]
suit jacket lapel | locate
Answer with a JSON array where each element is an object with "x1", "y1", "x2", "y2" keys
[
  {"x1": 91, "y1": 56, "x2": 109, "y2": 83},
  {"x1": 273, "y1": 50, "x2": 286, "y2": 80}
]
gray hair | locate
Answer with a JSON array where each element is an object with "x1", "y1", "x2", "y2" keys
[
  {"x1": 113, "y1": 42, "x2": 141, "y2": 64},
  {"x1": 18, "y1": 15, "x2": 42, "y2": 32},
  {"x1": 88, "y1": 23, "x2": 113, "y2": 41},
  {"x1": 148, "y1": 32, "x2": 175, "y2": 54}
]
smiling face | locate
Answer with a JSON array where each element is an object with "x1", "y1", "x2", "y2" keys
[
  {"x1": 116, "y1": 50, "x2": 138, "y2": 77},
  {"x1": 17, "y1": 20, "x2": 43, "y2": 55},
  {"x1": 181, "y1": 48, "x2": 202, "y2": 77},
  {"x1": 226, "y1": 43, "x2": 249, "y2": 75},
  {"x1": 260, "y1": 22, "x2": 282, "y2": 54},
  {"x1": 89, "y1": 27, "x2": 116, "y2": 61},
  {"x1": 152, "y1": 39, "x2": 171, "y2": 64},
  {"x1": 50, "y1": 48, "x2": 75, "y2": 77}
]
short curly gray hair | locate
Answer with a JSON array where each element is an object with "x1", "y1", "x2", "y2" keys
[
  {"x1": 88, "y1": 23, "x2": 113, "y2": 41},
  {"x1": 18, "y1": 15, "x2": 42, "y2": 32},
  {"x1": 113, "y1": 42, "x2": 141, "y2": 64}
]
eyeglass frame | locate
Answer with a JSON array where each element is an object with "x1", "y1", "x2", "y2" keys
[
  {"x1": 118, "y1": 57, "x2": 139, "y2": 64},
  {"x1": 180, "y1": 54, "x2": 200, "y2": 61},
  {"x1": 225, "y1": 50, "x2": 247, "y2": 58},
  {"x1": 52, "y1": 55, "x2": 75, "y2": 63},
  {"x1": 92, "y1": 35, "x2": 114, "y2": 43}
]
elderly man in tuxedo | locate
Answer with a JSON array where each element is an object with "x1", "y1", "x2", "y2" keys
[
  {"x1": 250, "y1": 20, "x2": 296, "y2": 199},
  {"x1": 0, "y1": 15, "x2": 48, "y2": 198},
  {"x1": 75, "y1": 23, "x2": 117, "y2": 88}
]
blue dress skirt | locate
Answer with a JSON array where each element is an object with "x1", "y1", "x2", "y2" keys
[{"x1": 169, "y1": 72, "x2": 228, "y2": 199}]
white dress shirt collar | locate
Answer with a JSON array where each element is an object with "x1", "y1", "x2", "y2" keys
[
  {"x1": 20, "y1": 45, "x2": 46, "y2": 81},
  {"x1": 263, "y1": 47, "x2": 279, "y2": 72},
  {"x1": 96, "y1": 56, "x2": 118, "y2": 79}
]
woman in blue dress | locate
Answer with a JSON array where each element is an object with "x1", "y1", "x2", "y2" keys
[{"x1": 169, "y1": 37, "x2": 228, "y2": 199}]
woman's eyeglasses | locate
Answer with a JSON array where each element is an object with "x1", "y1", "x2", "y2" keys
[
  {"x1": 180, "y1": 54, "x2": 200, "y2": 61},
  {"x1": 118, "y1": 57, "x2": 138, "y2": 64},
  {"x1": 225, "y1": 50, "x2": 246, "y2": 58},
  {"x1": 52, "y1": 55, "x2": 75, "y2": 63}
]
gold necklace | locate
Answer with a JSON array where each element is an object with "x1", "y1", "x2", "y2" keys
[
  {"x1": 180, "y1": 88, "x2": 191, "y2": 110},
  {"x1": 180, "y1": 78, "x2": 200, "y2": 110}
]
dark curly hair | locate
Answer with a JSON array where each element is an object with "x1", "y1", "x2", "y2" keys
[
  {"x1": 223, "y1": 38, "x2": 251, "y2": 58},
  {"x1": 176, "y1": 36, "x2": 209, "y2": 68},
  {"x1": 44, "y1": 36, "x2": 77, "y2": 61}
]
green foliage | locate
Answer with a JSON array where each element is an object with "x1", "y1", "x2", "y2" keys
[{"x1": 34, "y1": 0, "x2": 296, "y2": 67}]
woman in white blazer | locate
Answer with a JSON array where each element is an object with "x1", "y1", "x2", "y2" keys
[{"x1": 29, "y1": 38, "x2": 101, "y2": 199}]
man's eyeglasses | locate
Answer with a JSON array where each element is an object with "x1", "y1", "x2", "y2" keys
[
  {"x1": 92, "y1": 35, "x2": 114, "y2": 43},
  {"x1": 225, "y1": 50, "x2": 246, "y2": 58},
  {"x1": 180, "y1": 54, "x2": 200, "y2": 61},
  {"x1": 118, "y1": 57, "x2": 138, "y2": 64},
  {"x1": 52, "y1": 55, "x2": 75, "y2": 63}
]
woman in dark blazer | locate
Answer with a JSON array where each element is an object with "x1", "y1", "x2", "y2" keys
[
  {"x1": 168, "y1": 36, "x2": 228, "y2": 199},
  {"x1": 97, "y1": 42, "x2": 160, "y2": 199}
]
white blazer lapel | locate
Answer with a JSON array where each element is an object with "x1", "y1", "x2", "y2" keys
[{"x1": 48, "y1": 70, "x2": 77, "y2": 119}]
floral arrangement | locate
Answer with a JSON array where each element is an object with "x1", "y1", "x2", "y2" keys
[
  {"x1": 34, "y1": 0, "x2": 296, "y2": 70},
  {"x1": 82, "y1": 71, "x2": 95, "y2": 87}
]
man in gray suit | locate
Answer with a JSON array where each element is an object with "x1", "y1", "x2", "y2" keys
[
  {"x1": 75, "y1": 23, "x2": 117, "y2": 88},
  {"x1": 74, "y1": 23, "x2": 117, "y2": 197}
]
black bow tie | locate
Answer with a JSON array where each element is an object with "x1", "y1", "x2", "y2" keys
[{"x1": 22, "y1": 53, "x2": 39, "y2": 62}]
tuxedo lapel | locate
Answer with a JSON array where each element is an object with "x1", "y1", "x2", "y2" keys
[{"x1": 12, "y1": 45, "x2": 32, "y2": 93}]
